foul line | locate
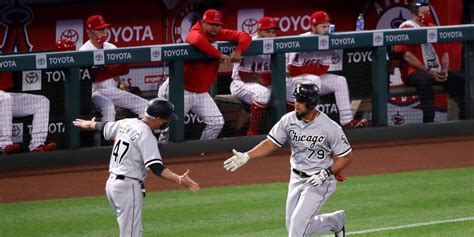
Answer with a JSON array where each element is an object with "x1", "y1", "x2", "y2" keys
[{"x1": 324, "y1": 216, "x2": 474, "y2": 236}]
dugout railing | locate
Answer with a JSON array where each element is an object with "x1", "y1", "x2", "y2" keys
[{"x1": 1, "y1": 24, "x2": 474, "y2": 149}]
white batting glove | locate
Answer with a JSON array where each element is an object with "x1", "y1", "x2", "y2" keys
[
  {"x1": 306, "y1": 168, "x2": 332, "y2": 187},
  {"x1": 223, "y1": 149, "x2": 249, "y2": 172}
]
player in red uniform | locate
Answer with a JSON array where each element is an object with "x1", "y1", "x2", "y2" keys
[{"x1": 158, "y1": 9, "x2": 251, "y2": 141}]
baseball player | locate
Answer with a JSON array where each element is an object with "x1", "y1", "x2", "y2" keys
[
  {"x1": 231, "y1": 17, "x2": 279, "y2": 136},
  {"x1": 394, "y1": 0, "x2": 466, "y2": 122},
  {"x1": 0, "y1": 67, "x2": 56, "y2": 154},
  {"x1": 73, "y1": 98, "x2": 200, "y2": 237},
  {"x1": 286, "y1": 11, "x2": 367, "y2": 129},
  {"x1": 79, "y1": 15, "x2": 148, "y2": 122},
  {"x1": 158, "y1": 9, "x2": 251, "y2": 141},
  {"x1": 224, "y1": 82, "x2": 349, "y2": 237}
]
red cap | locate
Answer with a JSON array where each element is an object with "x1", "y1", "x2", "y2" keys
[
  {"x1": 55, "y1": 39, "x2": 76, "y2": 52},
  {"x1": 202, "y1": 9, "x2": 224, "y2": 25},
  {"x1": 86, "y1": 15, "x2": 111, "y2": 30},
  {"x1": 310, "y1": 11, "x2": 332, "y2": 26},
  {"x1": 258, "y1": 17, "x2": 280, "y2": 30}
]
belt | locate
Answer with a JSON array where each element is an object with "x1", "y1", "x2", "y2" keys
[
  {"x1": 113, "y1": 174, "x2": 146, "y2": 197},
  {"x1": 292, "y1": 168, "x2": 311, "y2": 178}
]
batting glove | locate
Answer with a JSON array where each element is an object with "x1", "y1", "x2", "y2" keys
[
  {"x1": 306, "y1": 168, "x2": 333, "y2": 187},
  {"x1": 223, "y1": 149, "x2": 249, "y2": 172}
]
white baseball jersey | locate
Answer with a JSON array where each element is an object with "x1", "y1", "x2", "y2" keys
[
  {"x1": 231, "y1": 55, "x2": 272, "y2": 81},
  {"x1": 268, "y1": 110, "x2": 351, "y2": 173},
  {"x1": 79, "y1": 40, "x2": 117, "y2": 51},
  {"x1": 103, "y1": 118, "x2": 162, "y2": 181},
  {"x1": 286, "y1": 32, "x2": 335, "y2": 68}
]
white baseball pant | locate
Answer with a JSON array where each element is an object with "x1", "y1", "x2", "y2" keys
[
  {"x1": 286, "y1": 172, "x2": 345, "y2": 237},
  {"x1": 319, "y1": 74, "x2": 353, "y2": 126},
  {"x1": 157, "y1": 79, "x2": 224, "y2": 141},
  {"x1": 229, "y1": 80, "x2": 271, "y2": 106},
  {"x1": 106, "y1": 174, "x2": 143, "y2": 237},
  {"x1": 0, "y1": 91, "x2": 50, "y2": 151},
  {"x1": 92, "y1": 79, "x2": 148, "y2": 122}
]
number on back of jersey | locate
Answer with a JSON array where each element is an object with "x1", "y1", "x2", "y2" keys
[{"x1": 112, "y1": 140, "x2": 130, "y2": 163}]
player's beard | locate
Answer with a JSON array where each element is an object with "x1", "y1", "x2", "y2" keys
[{"x1": 295, "y1": 110, "x2": 309, "y2": 120}]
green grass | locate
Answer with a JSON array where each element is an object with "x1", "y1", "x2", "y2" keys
[{"x1": 0, "y1": 167, "x2": 473, "y2": 236}]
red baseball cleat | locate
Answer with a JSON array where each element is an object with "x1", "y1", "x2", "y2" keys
[
  {"x1": 342, "y1": 119, "x2": 368, "y2": 129},
  {"x1": 31, "y1": 142, "x2": 57, "y2": 152},
  {"x1": 1, "y1": 144, "x2": 21, "y2": 154}
]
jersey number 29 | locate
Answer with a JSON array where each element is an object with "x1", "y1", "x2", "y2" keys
[{"x1": 112, "y1": 140, "x2": 130, "y2": 163}]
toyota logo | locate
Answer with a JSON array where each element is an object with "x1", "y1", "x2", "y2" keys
[
  {"x1": 37, "y1": 58, "x2": 46, "y2": 65},
  {"x1": 375, "y1": 35, "x2": 383, "y2": 42},
  {"x1": 95, "y1": 54, "x2": 103, "y2": 61},
  {"x1": 25, "y1": 72, "x2": 39, "y2": 84},
  {"x1": 264, "y1": 42, "x2": 272, "y2": 50},
  {"x1": 241, "y1": 18, "x2": 258, "y2": 35},
  {"x1": 12, "y1": 125, "x2": 21, "y2": 137},
  {"x1": 60, "y1": 29, "x2": 79, "y2": 43},
  {"x1": 429, "y1": 32, "x2": 436, "y2": 39},
  {"x1": 331, "y1": 53, "x2": 340, "y2": 64},
  {"x1": 320, "y1": 39, "x2": 328, "y2": 47},
  {"x1": 152, "y1": 50, "x2": 161, "y2": 58}
]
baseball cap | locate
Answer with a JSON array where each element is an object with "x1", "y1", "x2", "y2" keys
[
  {"x1": 202, "y1": 9, "x2": 224, "y2": 25},
  {"x1": 310, "y1": 11, "x2": 333, "y2": 26},
  {"x1": 86, "y1": 15, "x2": 111, "y2": 30},
  {"x1": 258, "y1": 17, "x2": 280, "y2": 30}
]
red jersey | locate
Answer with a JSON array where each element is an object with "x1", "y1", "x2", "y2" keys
[
  {"x1": 184, "y1": 22, "x2": 251, "y2": 93},
  {"x1": 394, "y1": 23, "x2": 446, "y2": 82},
  {"x1": 0, "y1": 72, "x2": 14, "y2": 91}
]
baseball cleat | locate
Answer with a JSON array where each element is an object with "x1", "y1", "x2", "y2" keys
[
  {"x1": 342, "y1": 118, "x2": 368, "y2": 129},
  {"x1": 31, "y1": 142, "x2": 57, "y2": 152},
  {"x1": 334, "y1": 210, "x2": 346, "y2": 237},
  {"x1": 1, "y1": 144, "x2": 21, "y2": 154}
]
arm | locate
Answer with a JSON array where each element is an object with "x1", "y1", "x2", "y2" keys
[
  {"x1": 159, "y1": 168, "x2": 200, "y2": 192},
  {"x1": 186, "y1": 31, "x2": 221, "y2": 58},
  {"x1": 403, "y1": 51, "x2": 442, "y2": 80},
  {"x1": 331, "y1": 152, "x2": 352, "y2": 175},
  {"x1": 219, "y1": 29, "x2": 251, "y2": 62},
  {"x1": 223, "y1": 139, "x2": 279, "y2": 172}
]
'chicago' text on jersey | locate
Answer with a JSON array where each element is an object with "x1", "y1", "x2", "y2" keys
[{"x1": 288, "y1": 129, "x2": 326, "y2": 148}]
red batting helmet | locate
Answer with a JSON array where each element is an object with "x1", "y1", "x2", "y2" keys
[{"x1": 55, "y1": 39, "x2": 76, "y2": 51}]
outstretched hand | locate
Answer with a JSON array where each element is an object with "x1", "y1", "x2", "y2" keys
[
  {"x1": 178, "y1": 169, "x2": 200, "y2": 192},
  {"x1": 223, "y1": 149, "x2": 249, "y2": 172},
  {"x1": 73, "y1": 117, "x2": 97, "y2": 130}
]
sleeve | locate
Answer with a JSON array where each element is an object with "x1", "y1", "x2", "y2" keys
[
  {"x1": 328, "y1": 126, "x2": 352, "y2": 157},
  {"x1": 106, "y1": 64, "x2": 130, "y2": 76},
  {"x1": 103, "y1": 121, "x2": 121, "y2": 140},
  {"x1": 139, "y1": 132, "x2": 163, "y2": 169},
  {"x1": 231, "y1": 60, "x2": 242, "y2": 80},
  {"x1": 186, "y1": 31, "x2": 222, "y2": 58},
  {"x1": 218, "y1": 29, "x2": 252, "y2": 53},
  {"x1": 267, "y1": 116, "x2": 288, "y2": 147}
]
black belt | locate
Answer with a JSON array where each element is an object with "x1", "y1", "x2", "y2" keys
[
  {"x1": 114, "y1": 174, "x2": 146, "y2": 197},
  {"x1": 292, "y1": 168, "x2": 311, "y2": 178}
]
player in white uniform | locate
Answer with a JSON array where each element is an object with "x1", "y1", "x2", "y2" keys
[
  {"x1": 73, "y1": 98, "x2": 200, "y2": 237},
  {"x1": 231, "y1": 17, "x2": 280, "y2": 135},
  {"x1": 286, "y1": 11, "x2": 367, "y2": 129},
  {"x1": 79, "y1": 15, "x2": 148, "y2": 122},
  {"x1": 224, "y1": 82, "x2": 350, "y2": 237}
]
